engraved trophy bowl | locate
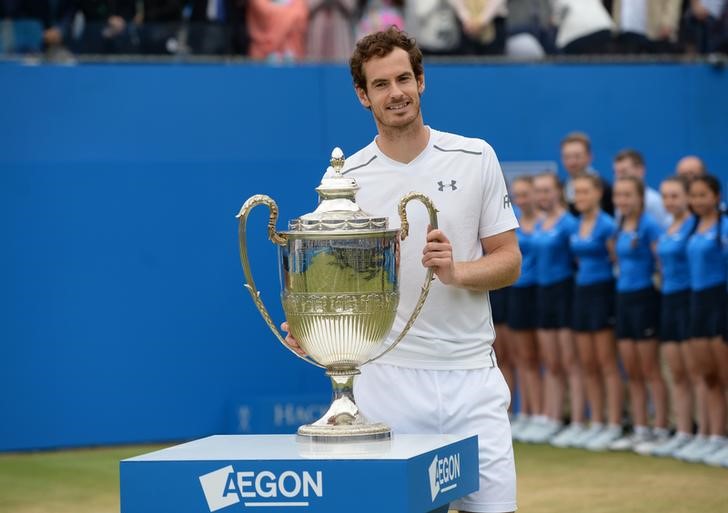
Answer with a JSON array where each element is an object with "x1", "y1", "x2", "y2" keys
[{"x1": 237, "y1": 148, "x2": 438, "y2": 442}]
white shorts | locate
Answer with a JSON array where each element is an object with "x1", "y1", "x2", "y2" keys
[{"x1": 354, "y1": 363, "x2": 517, "y2": 513}]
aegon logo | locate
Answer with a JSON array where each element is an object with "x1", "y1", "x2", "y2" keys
[
  {"x1": 428, "y1": 453, "x2": 461, "y2": 501},
  {"x1": 199, "y1": 466, "x2": 323, "y2": 512}
]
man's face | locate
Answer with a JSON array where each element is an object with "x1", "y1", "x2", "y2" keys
[
  {"x1": 613, "y1": 158, "x2": 644, "y2": 180},
  {"x1": 355, "y1": 48, "x2": 424, "y2": 131},
  {"x1": 676, "y1": 156, "x2": 704, "y2": 180},
  {"x1": 560, "y1": 142, "x2": 591, "y2": 177}
]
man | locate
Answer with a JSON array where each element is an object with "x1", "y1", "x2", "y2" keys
[
  {"x1": 560, "y1": 131, "x2": 614, "y2": 216},
  {"x1": 613, "y1": 148, "x2": 672, "y2": 227},
  {"x1": 675, "y1": 154, "x2": 706, "y2": 180},
  {"x1": 284, "y1": 27, "x2": 521, "y2": 513}
]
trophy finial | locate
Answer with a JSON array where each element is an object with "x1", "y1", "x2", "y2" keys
[{"x1": 330, "y1": 147, "x2": 345, "y2": 175}]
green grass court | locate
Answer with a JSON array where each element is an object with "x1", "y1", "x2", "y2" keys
[{"x1": 1, "y1": 442, "x2": 726, "y2": 513}]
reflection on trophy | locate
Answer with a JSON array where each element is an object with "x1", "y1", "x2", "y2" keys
[{"x1": 237, "y1": 148, "x2": 438, "y2": 442}]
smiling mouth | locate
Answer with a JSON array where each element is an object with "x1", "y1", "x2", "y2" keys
[{"x1": 387, "y1": 101, "x2": 410, "y2": 111}]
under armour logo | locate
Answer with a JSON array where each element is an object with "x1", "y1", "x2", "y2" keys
[
  {"x1": 503, "y1": 194, "x2": 511, "y2": 209},
  {"x1": 438, "y1": 180, "x2": 457, "y2": 191}
]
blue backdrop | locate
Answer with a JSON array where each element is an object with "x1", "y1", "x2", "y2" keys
[{"x1": 1, "y1": 61, "x2": 727, "y2": 451}]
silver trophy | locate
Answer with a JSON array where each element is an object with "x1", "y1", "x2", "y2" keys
[{"x1": 237, "y1": 148, "x2": 438, "y2": 442}]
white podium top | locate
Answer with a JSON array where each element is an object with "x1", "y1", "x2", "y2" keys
[{"x1": 125, "y1": 434, "x2": 472, "y2": 462}]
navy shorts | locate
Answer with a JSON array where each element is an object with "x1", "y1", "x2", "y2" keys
[
  {"x1": 572, "y1": 280, "x2": 615, "y2": 332},
  {"x1": 506, "y1": 285, "x2": 538, "y2": 331},
  {"x1": 660, "y1": 289, "x2": 691, "y2": 343},
  {"x1": 537, "y1": 278, "x2": 573, "y2": 330},
  {"x1": 616, "y1": 287, "x2": 660, "y2": 340},
  {"x1": 691, "y1": 285, "x2": 726, "y2": 339},
  {"x1": 490, "y1": 287, "x2": 508, "y2": 325}
]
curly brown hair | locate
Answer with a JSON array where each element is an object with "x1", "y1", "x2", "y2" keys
[{"x1": 350, "y1": 27, "x2": 423, "y2": 93}]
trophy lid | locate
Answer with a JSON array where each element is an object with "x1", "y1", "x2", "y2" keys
[{"x1": 287, "y1": 148, "x2": 388, "y2": 233}]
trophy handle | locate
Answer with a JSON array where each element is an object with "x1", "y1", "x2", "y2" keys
[
  {"x1": 237, "y1": 194, "x2": 325, "y2": 369},
  {"x1": 363, "y1": 192, "x2": 439, "y2": 366}
]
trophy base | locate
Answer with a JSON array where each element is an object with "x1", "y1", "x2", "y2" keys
[
  {"x1": 296, "y1": 369, "x2": 392, "y2": 443},
  {"x1": 297, "y1": 422, "x2": 392, "y2": 443}
]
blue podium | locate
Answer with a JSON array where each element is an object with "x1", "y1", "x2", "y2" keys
[{"x1": 120, "y1": 434, "x2": 479, "y2": 513}]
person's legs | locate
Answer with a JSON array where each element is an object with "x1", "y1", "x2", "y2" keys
[
  {"x1": 577, "y1": 332, "x2": 603, "y2": 423},
  {"x1": 663, "y1": 342, "x2": 693, "y2": 434},
  {"x1": 595, "y1": 329, "x2": 622, "y2": 426},
  {"x1": 637, "y1": 340, "x2": 668, "y2": 430},
  {"x1": 559, "y1": 328, "x2": 585, "y2": 423},
  {"x1": 684, "y1": 341, "x2": 709, "y2": 437},
  {"x1": 619, "y1": 340, "x2": 647, "y2": 428},
  {"x1": 515, "y1": 329, "x2": 542, "y2": 417},
  {"x1": 538, "y1": 329, "x2": 564, "y2": 422},
  {"x1": 690, "y1": 337, "x2": 725, "y2": 436}
]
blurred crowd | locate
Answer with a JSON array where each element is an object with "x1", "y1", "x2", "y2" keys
[
  {"x1": 1, "y1": 1, "x2": 726, "y2": 60},
  {"x1": 492, "y1": 132, "x2": 728, "y2": 468}
]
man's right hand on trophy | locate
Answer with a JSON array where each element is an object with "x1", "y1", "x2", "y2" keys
[{"x1": 280, "y1": 322, "x2": 307, "y2": 356}]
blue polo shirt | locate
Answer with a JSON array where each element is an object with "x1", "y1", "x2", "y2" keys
[
  {"x1": 656, "y1": 216, "x2": 696, "y2": 294},
  {"x1": 513, "y1": 221, "x2": 537, "y2": 288},
  {"x1": 615, "y1": 213, "x2": 663, "y2": 292},
  {"x1": 570, "y1": 210, "x2": 616, "y2": 286},
  {"x1": 686, "y1": 217, "x2": 728, "y2": 291},
  {"x1": 532, "y1": 212, "x2": 578, "y2": 286}
]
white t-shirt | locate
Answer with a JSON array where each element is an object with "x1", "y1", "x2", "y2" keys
[
  {"x1": 337, "y1": 127, "x2": 518, "y2": 370},
  {"x1": 620, "y1": 0, "x2": 648, "y2": 35},
  {"x1": 552, "y1": 0, "x2": 613, "y2": 49}
]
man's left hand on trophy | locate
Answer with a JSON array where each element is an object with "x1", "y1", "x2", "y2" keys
[{"x1": 281, "y1": 322, "x2": 307, "y2": 356}]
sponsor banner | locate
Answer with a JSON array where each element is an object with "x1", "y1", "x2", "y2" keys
[
  {"x1": 122, "y1": 459, "x2": 404, "y2": 513},
  {"x1": 120, "y1": 435, "x2": 478, "y2": 513},
  {"x1": 408, "y1": 436, "x2": 479, "y2": 512}
]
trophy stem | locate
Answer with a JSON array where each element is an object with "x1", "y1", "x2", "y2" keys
[{"x1": 297, "y1": 369, "x2": 391, "y2": 442}]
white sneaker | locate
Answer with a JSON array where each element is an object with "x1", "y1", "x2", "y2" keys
[
  {"x1": 634, "y1": 429, "x2": 671, "y2": 455},
  {"x1": 685, "y1": 437, "x2": 727, "y2": 464},
  {"x1": 651, "y1": 433, "x2": 693, "y2": 457},
  {"x1": 517, "y1": 417, "x2": 544, "y2": 443},
  {"x1": 571, "y1": 423, "x2": 605, "y2": 449},
  {"x1": 517, "y1": 417, "x2": 548, "y2": 443},
  {"x1": 528, "y1": 419, "x2": 563, "y2": 444},
  {"x1": 703, "y1": 440, "x2": 728, "y2": 466},
  {"x1": 685, "y1": 436, "x2": 726, "y2": 463},
  {"x1": 674, "y1": 435, "x2": 709, "y2": 461},
  {"x1": 585, "y1": 425, "x2": 623, "y2": 452},
  {"x1": 609, "y1": 428, "x2": 653, "y2": 451},
  {"x1": 550, "y1": 423, "x2": 587, "y2": 448},
  {"x1": 510, "y1": 414, "x2": 531, "y2": 441}
]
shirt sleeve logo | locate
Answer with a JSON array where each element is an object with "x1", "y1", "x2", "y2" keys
[{"x1": 503, "y1": 194, "x2": 511, "y2": 209}]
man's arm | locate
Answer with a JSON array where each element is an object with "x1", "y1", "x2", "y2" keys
[{"x1": 422, "y1": 228, "x2": 521, "y2": 292}]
